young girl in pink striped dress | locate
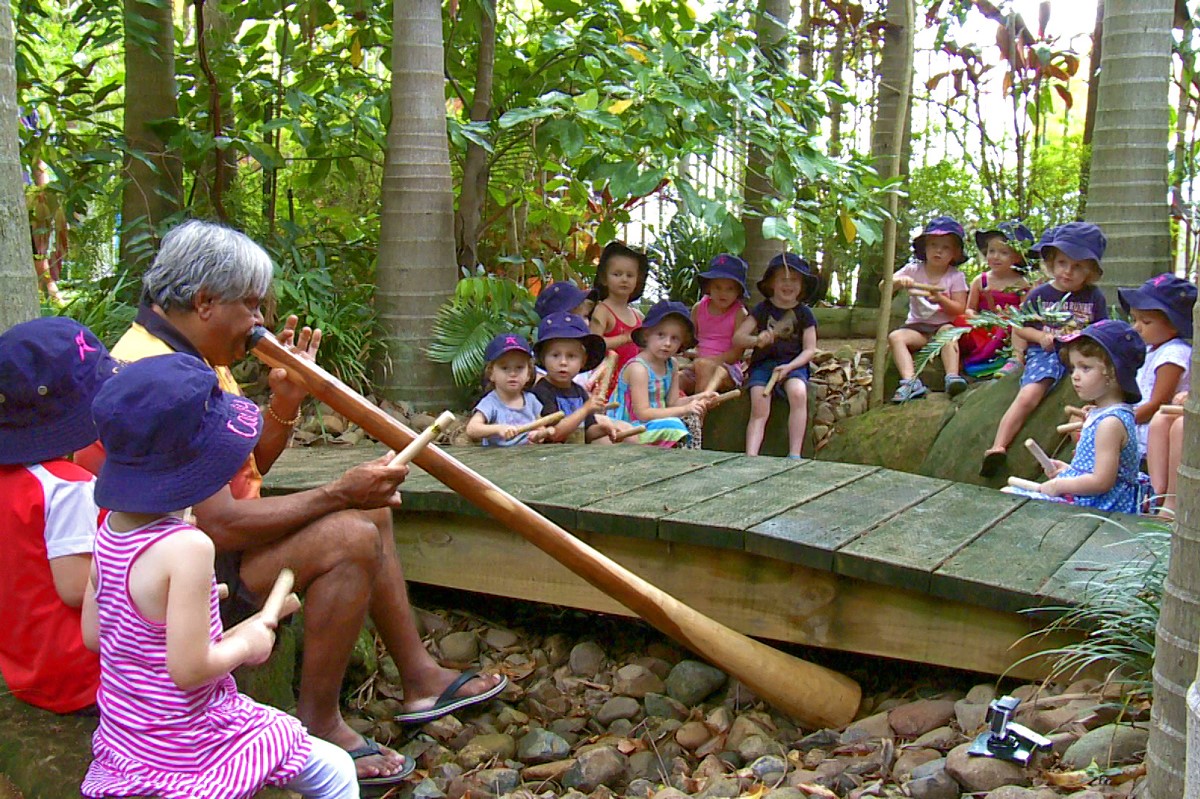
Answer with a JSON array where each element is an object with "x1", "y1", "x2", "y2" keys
[{"x1": 81, "y1": 354, "x2": 359, "y2": 799}]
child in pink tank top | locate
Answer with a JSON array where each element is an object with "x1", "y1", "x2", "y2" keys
[{"x1": 680, "y1": 254, "x2": 749, "y2": 394}]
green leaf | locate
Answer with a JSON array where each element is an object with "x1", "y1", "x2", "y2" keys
[
  {"x1": 719, "y1": 214, "x2": 746, "y2": 253},
  {"x1": 497, "y1": 105, "x2": 560, "y2": 129}
]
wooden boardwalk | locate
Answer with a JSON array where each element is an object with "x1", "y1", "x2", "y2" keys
[{"x1": 263, "y1": 444, "x2": 1149, "y2": 679}]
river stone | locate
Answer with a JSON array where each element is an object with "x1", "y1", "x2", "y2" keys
[
  {"x1": 613, "y1": 664, "x2": 666, "y2": 698},
  {"x1": 626, "y1": 778, "x2": 656, "y2": 798},
  {"x1": 695, "y1": 776, "x2": 741, "y2": 799},
  {"x1": 627, "y1": 750, "x2": 664, "y2": 782},
  {"x1": 652, "y1": 789, "x2": 691, "y2": 799},
  {"x1": 570, "y1": 641, "x2": 606, "y2": 676},
  {"x1": 596, "y1": 695, "x2": 641, "y2": 725},
  {"x1": 665, "y1": 660, "x2": 727, "y2": 705},
  {"x1": 907, "y1": 771, "x2": 961, "y2": 799},
  {"x1": 841, "y1": 710, "x2": 893, "y2": 742},
  {"x1": 894, "y1": 747, "x2": 942, "y2": 780},
  {"x1": 517, "y1": 728, "x2": 571, "y2": 764},
  {"x1": 737, "y1": 734, "x2": 774, "y2": 763},
  {"x1": 955, "y1": 697, "x2": 989, "y2": 735},
  {"x1": 1061, "y1": 723, "x2": 1149, "y2": 769},
  {"x1": 983, "y1": 788, "x2": 1059, "y2": 799},
  {"x1": 458, "y1": 733, "x2": 517, "y2": 769},
  {"x1": 967, "y1": 683, "x2": 998, "y2": 704},
  {"x1": 522, "y1": 758, "x2": 576, "y2": 781},
  {"x1": 945, "y1": 742, "x2": 1029, "y2": 792},
  {"x1": 763, "y1": 789, "x2": 807, "y2": 799},
  {"x1": 913, "y1": 726, "x2": 962, "y2": 749},
  {"x1": 644, "y1": 692, "x2": 689, "y2": 721},
  {"x1": 562, "y1": 746, "x2": 628, "y2": 791},
  {"x1": 484, "y1": 627, "x2": 519, "y2": 650},
  {"x1": 469, "y1": 767, "x2": 520, "y2": 797},
  {"x1": 748, "y1": 754, "x2": 788, "y2": 779},
  {"x1": 889, "y1": 699, "x2": 956, "y2": 737},
  {"x1": 675, "y1": 720, "x2": 712, "y2": 750},
  {"x1": 411, "y1": 776, "x2": 446, "y2": 799},
  {"x1": 439, "y1": 631, "x2": 479, "y2": 662}
]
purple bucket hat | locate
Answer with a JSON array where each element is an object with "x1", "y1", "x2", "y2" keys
[
  {"x1": 483, "y1": 332, "x2": 534, "y2": 364},
  {"x1": 1057, "y1": 319, "x2": 1146, "y2": 404},
  {"x1": 534, "y1": 313, "x2": 606, "y2": 371},
  {"x1": 0, "y1": 317, "x2": 120, "y2": 465},
  {"x1": 1118, "y1": 274, "x2": 1197, "y2": 340},
  {"x1": 534, "y1": 282, "x2": 591, "y2": 319},
  {"x1": 631, "y1": 300, "x2": 695, "y2": 349},
  {"x1": 756, "y1": 253, "x2": 822, "y2": 301},
  {"x1": 698, "y1": 254, "x2": 749, "y2": 298},
  {"x1": 974, "y1": 221, "x2": 1034, "y2": 264},
  {"x1": 92, "y1": 354, "x2": 262, "y2": 513},
  {"x1": 912, "y1": 216, "x2": 969, "y2": 266},
  {"x1": 1041, "y1": 222, "x2": 1106, "y2": 272}
]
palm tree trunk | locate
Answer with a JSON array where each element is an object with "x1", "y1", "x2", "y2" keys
[
  {"x1": 455, "y1": 0, "x2": 497, "y2": 271},
  {"x1": 1084, "y1": 0, "x2": 1172, "y2": 298},
  {"x1": 1077, "y1": 0, "x2": 1103, "y2": 217},
  {"x1": 120, "y1": 0, "x2": 181, "y2": 282},
  {"x1": 0, "y1": 0, "x2": 37, "y2": 331},
  {"x1": 376, "y1": 0, "x2": 458, "y2": 409}
]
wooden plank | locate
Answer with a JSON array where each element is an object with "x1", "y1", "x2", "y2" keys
[
  {"x1": 836, "y1": 484, "x2": 1022, "y2": 593},
  {"x1": 392, "y1": 510, "x2": 1079, "y2": 680},
  {"x1": 932, "y1": 502, "x2": 1105, "y2": 613},
  {"x1": 576, "y1": 456, "x2": 804, "y2": 541},
  {"x1": 746, "y1": 470, "x2": 948, "y2": 570},
  {"x1": 1038, "y1": 512, "x2": 1155, "y2": 602},
  {"x1": 261, "y1": 444, "x2": 387, "y2": 492},
  {"x1": 660, "y1": 460, "x2": 877, "y2": 550}
]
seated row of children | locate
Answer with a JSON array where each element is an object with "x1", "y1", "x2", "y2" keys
[{"x1": 466, "y1": 242, "x2": 822, "y2": 457}]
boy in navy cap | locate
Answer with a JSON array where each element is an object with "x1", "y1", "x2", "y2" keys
[{"x1": 0, "y1": 317, "x2": 117, "y2": 713}]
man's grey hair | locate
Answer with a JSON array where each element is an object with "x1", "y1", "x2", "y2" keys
[{"x1": 142, "y1": 220, "x2": 274, "y2": 311}]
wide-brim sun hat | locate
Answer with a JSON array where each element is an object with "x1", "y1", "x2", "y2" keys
[
  {"x1": 698, "y1": 254, "x2": 749, "y2": 298},
  {"x1": 631, "y1": 299, "x2": 695, "y2": 349},
  {"x1": 1041, "y1": 222, "x2": 1106, "y2": 274},
  {"x1": 974, "y1": 221, "x2": 1034, "y2": 265},
  {"x1": 756, "y1": 253, "x2": 822, "y2": 301},
  {"x1": 1118, "y1": 273, "x2": 1197, "y2": 340},
  {"x1": 912, "y1": 215, "x2": 969, "y2": 266},
  {"x1": 93, "y1": 353, "x2": 262, "y2": 513},
  {"x1": 534, "y1": 282, "x2": 590, "y2": 319},
  {"x1": 0, "y1": 317, "x2": 119, "y2": 466},
  {"x1": 534, "y1": 313, "x2": 606, "y2": 371},
  {"x1": 1056, "y1": 319, "x2": 1145, "y2": 404}
]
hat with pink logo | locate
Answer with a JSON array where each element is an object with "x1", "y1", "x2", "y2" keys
[{"x1": 92, "y1": 353, "x2": 261, "y2": 513}]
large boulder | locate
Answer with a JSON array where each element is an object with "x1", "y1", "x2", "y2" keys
[
  {"x1": 702, "y1": 391, "x2": 817, "y2": 458},
  {"x1": 816, "y1": 393, "x2": 955, "y2": 471}
]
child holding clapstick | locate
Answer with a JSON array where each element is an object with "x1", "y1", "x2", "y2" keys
[
  {"x1": 733, "y1": 253, "x2": 820, "y2": 458},
  {"x1": 611, "y1": 300, "x2": 715, "y2": 447},
  {"x1": 953, "y1": 222, "x2": 1034, "y2": 378},
  {"x1": 467, "y1": 333, "x2": 556, "y2": 447},
  {"x1": 888, "y1": 216, "x2": 971, "y2": 401},
  {"x1": 680, "y1": 254, "x2": 750, "y2": 395},
  {"x1": 590, "y1": 242, "x2": 650, "y2": 397},
  {"x1": 81, "y1": 354, "x2": 361, "y2": 799},
  {"x1": 532, "y1": 313, "x2": 626, "y2": 443},
  {"x1": 1003, "y1": 320, "x2": 1144, "y2": 514},
  {"x1": 981, "y1": 223, "x2": 1109, "y2": 477}
]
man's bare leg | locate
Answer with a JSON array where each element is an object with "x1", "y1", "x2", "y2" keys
[{"x1": 240, "y1": 510, "x2": 406, "y2": 780}]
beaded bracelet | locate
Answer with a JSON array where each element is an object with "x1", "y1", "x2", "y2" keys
[{"x1": 266, "y1": 402, "x2": 302, "y2": 427}]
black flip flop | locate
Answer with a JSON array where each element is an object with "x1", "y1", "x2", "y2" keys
[
  {"x1": 349, "y1": 737, "x2": 416, "y2": 787},
  {"x1": 394, "y1": 669, "x2": 509, "y2": 724},
  {"x1": 980, "y1": 451, "x2": 1007, "y2": 478}
]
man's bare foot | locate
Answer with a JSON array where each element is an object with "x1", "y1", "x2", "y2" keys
[{"x1": 396, "y1": 668, "x2": 508, "y2": 723}]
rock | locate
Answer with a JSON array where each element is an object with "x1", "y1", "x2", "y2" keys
[
  {"x1": 695, "y1": 776, "x2": 740, "y2": 798},
  {"x1": 651, "y1": 789, "x2": 691, "y2": 799},
  {"x1": 632, "y1": 656, "x2": 672, "y2": 680},
  {"x1": 484, "y1": 628, "x2": 520, "y2": 650},
  {"x1": 596, "y1": 696, "x2": 641, "y2": 725},
  {"x1": 945, "y1": 742, "x2": 1029, "y2": 792},
  {"x1": 966, "y1": 683, "x2": 998, "y2": 704},
  {"x1": 665, "y1": 660, "x2": 727, "y2": 705},
  {"x1": 675, "y1": 720, "x2": 712, "y2": 750},
  {"x1": 458, "y1": 733, "x2": 517, "y2": 769},
  {"x1": 763, "y1": 789, "x2": 807, "y2": 799},
  {"x1": 644, "y1": 692, "x2": 689, "y2": 721},
  {"x1": 910, "y1": 757, "x2": 946, "y2": 781},
  {"x1": 907, "y1": 772, "x2": 961, "y2": 799},
  {"x1": 705, "y1": 706, "x2": 734, "y2": 734},
  {"x1": 569, "y1": 642, "x2": 606, "y2": 677},
  {"x1": 411, "y1": 776, "x2": 446, "y2": 799},
  {"x1": 1047, "y1": 730, "x2": 1081, "y2": 756},
  {"x1": 796, "y1": 729, "x2": 840, "y2": 750},
  {"x1": 889, "y1": 699, "x2": 957, "y2": 737},
  {"x1": 320, "y1": 414, "x2": 347, "y2": 435},
  {"x1": 496, "y1": 706, "x2": 529, "y2": 728},
  {"x1": 626, "y1": 778, "x2": 656, "y2": 797},
  {"x1": 955, "y1": 698, "x2": 989, "y2": 734},
  {"x1": 841, "y1": 710, "x2": 893, "y2": 742},
  {"x1": 470, "y1": 767, "x2": 521, "y2": 797},
  {"x1": 894, "y1": 747, "x2": 941, "y2": 780},
  {"x1": 613, "y1": 664, "x2": 666, "y2": 698},
  {"x1": 1061, "y1": 723, "x2": 1149, "y2": 769},
  {"x1": 1024, "y1": 700, "x2": 1097, "y2": 734},
  {"x1": 737, "y1": 734, "x2": 774, "y2": 763},
  {"x1": 816, "y1": 392, "x2": 953, "y2": 474},
  {"x1": 748, "y1": 754, "x2": 788, "y2": 780},
  {"x1": 627, "y1": 750, "x2": 664, "y2": 782},
  {"x1": 562, "y1": 746, "x2": 628, "y2": 792},
  {"x1": 607, "y1": 718, "x2": 634, "y2": 737},
  {"x1": 516, "y1": 729, "x2": 571, "y2": 764},
  {"x1": 521, "y1": 758, "x2": 576, "y2": 781},
  {"x1": 983, "y1": 788, "x2": 1059, "y2": 799},
  {"x1": 439, "y1": 631, "x2": 479, "y2": 662},
  {"x1": 543, "y1": 633, "x2": 571, "y2": 667},
  {"x1": 913, "y1": 726, "x2": 962, "y2": 749},
  {"x1": 726, "y1": 716, "x2": 771, "y2": 751}
]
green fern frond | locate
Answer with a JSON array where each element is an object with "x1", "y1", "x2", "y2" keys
[{"x1": 911, "y1": 324, "x2": 972, "y2": 379}]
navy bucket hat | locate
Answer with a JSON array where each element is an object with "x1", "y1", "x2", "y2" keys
[
  {"x1": 698, "y1": 254, "x2": 749, "y2": 298},
  {"x1": 92, "y1": 354, "x2": 262, "y2": 513},
  {"x1": 483, "y1": 332, "x2": 534, "y2": 364},
  {"x1": 1028, "y1": 225, "x2": 1059, "y2": 259},
  {"x1": 974, "y1": 221, "x2": 1034, "y2": 264},
  {"x1": 534, "y1": 282, "x2": 590, "y2": 319},
  {"x1": 756, "y1": 253, "x2": 822, "y2": 301},
  {"x1": 0, "y1": 317, "x2": 119, "y2": 466},
  {"x1": 913, "y1": 216, "x2": 969, "y2": 266},
  {"x1": 1041, "y1": 222, "x2": 1107, "y2": 273},
  {"x1": 1118, "y1": 274, "x2": 1198, "y2": 340},
  {"x1": 1057, "y1": 319, "x2": 1146, "y2": 404},
  {"x1": 631, "y1": 300, "x2": 695, "y2": 349},
  {"x1": 534, "y1": 313, "x2": 606, "y2": 370}
]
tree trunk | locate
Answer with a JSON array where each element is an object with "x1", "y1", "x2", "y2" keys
[
  {"x1": 742, "y1": 0, "x2": 791, "y2": 292},
  {"x1": 455, "y1": 0, "x2": 497, "y2": 270},
  {"x1": 823, "y1": 17, "x2": 847, "y2": 301},
  {"x1": 120, "y1": 0, "x2": 181, "y2": 282},
  {"x1": 854, "y1": 0, "x2": 914, "y2": 307},
  {"x1": 1156, "y1": 298, "x2": 1200, "y2": 799},
  {"x1": 376, "y1": 0, "x2": 458, "y2": 409},
  {"x1": 1084, "y1": 0, "x2": 1172, "y2": 299},
  {"x1": 0, "y1": 0, "x2": 36, "y2": 331},
  {"x1": 1078, "y1": 0, "x2": 1104, "y2": 217}
]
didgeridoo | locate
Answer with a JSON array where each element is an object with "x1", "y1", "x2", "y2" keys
[
  {"x1": 248, "y1": 327, "x2": 861, "y2": 728},
  {"x1": 612, "y1": 425, "x2": 646, "y2": 442},
  {"x1": 512, "y1": 411, "x2": 565, "y2": 436}
]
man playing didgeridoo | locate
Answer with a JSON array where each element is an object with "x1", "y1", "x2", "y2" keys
[{"x1": 108, "y1": 219, "x2": 506, "y2": 788}]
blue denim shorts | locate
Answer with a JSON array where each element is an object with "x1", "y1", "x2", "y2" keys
[{"x1": 747, "y1": 360, "x2": 809, "y2": 399}]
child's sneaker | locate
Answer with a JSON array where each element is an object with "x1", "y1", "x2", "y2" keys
[
  {"x1": 945, "y1": 374, "x2": 968, "y2": 397},
  {"x1": 891, "y1": 377, "x2": 928, "y2": 403},
  {"x1": 997, "y1": 358, "x2": 1021, "y2": 377}
]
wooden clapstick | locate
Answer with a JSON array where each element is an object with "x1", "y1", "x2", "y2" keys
[
  {"x1": 605, "y1": 401, "x2": 619, "y2": 410},
  {"x1": 1057, "y1": 421, "x2": 1083, "y2": 435},
  {"x1": 909, "y1": 281, "x2": 945, "y2": 293},
  {"x1": 259, "y1": 568, "x2": 299, "y2": 626},
  {"x1": 389, "y1": 410, "x2": 455, "y2": 467},
  {"x1": 1160, "y1": 404, "x2": 1184, "y2": 416},
  {"x1": 762, "y1": 372, "x2": 780, "y2": 395},
  {"x1": 613, "y1": 425, "x2": 647, "y2": 442},
  {"x1": 512, "y1": 411, "x2": 565, "y2": 436},
  {"x1": 590, "y1": 351, "x2": 618, "y2": 393},
  {"x1": 1063, "y1": 405, "x2": 1088, "y2": 419},
  {"x1": 1024, "y1": 438, "x2": 1055, "y2": 475},
  {"x1": 709, "y1": 388, "x2": 742, "y2": 408},
  {"x1": 1007, "y1": 476, "x2": 1045, "y2": 493}
]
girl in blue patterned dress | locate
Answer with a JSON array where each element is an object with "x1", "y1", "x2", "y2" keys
[{"x1": 1003, "y1": 320, "x2": 1146, "y2": 513}]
